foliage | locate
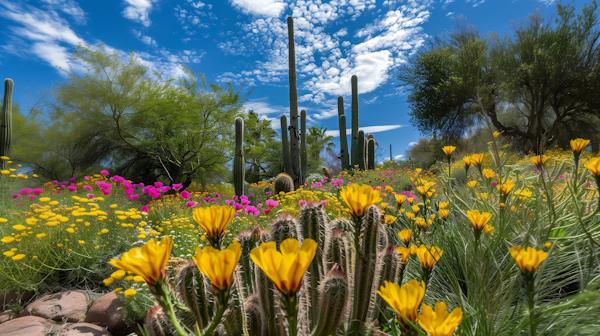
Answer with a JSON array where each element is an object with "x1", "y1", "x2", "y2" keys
[{"x1": 241, "y1": 111, "x2": 282, "y2": 183}]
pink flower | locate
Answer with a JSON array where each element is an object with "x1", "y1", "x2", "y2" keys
[
  {"x1": 149, "y1": 191, "x2": 161, "y2": 199},
  {"x1": 83, "y1": 185, "x2": 92, "y2": 191},
  {"x1": 264, "y1": 208, "x2": 271, "y2": 215},
  {"x1": 19, "y1": 188, "x2": 32, "y2": 195},
  {"x1": 181, "y1": 191, "x2": 190, "y2": 199},
  {"x1": 87, "y1": 193, "x2": 94, "y2": 198},
  {"x1": 69, "y1": 178, "x2": 76, "y2": 182},
  {"x1": 154, "y1": 182, "x2": 163, "y2": 188},
  {"x1": 141, "y1": 205, "x2": 149, "y2": 213},
  {"x1": 67, "y1": 186, "x2": 77, "y2": 191},
  {"x1": 320, "y1": 200, "x2": 327, "y2": 206},
  {"x1": 12, "y1": 194, "x2": 22, "y2": 199},
  {"x1": 28, "y1": 195, "x2": 37, "y2": 200},
  {"x1": 266, "y1": 191, "x2": 272, "y2": 195},
  {"x1": 17, "y1": 203, "x2": 22, "y2": 206},
  {"x1": 187, "y1": 201, "x2": 196, "y2": 207},
  {"x1": 84, "y1": 176, "x2": 90, "y2": 180},
  {"x1": 33, "y1": 188, "x2": 44, "y2": 194},
  {"x1": 299, "y1": 200, "x2": 307, "y2": 206},
  {"x1": 245, "y1": 206, "x2": 257, "y2": 215},
  {"x1": 265, "y1": 199, "x2": 279, "y2": 208},
  {"x1": 172, "y1": 183, "x2": 183, "y2": 190},
  {"x1": 586, "y1": 182, "x2": 592, "y2": 187},
  {"x1": 101, "y1": 189, "x2": 111, "y2": 195},
  {"x1": 215, "y1": 193, "x2": 220, "y2": 198},
  {"x1": 100, "y1": 170, "x2": 109, "y2": 177},
  {"x1": 233, "y1": 203, "x2": 243, "y2": 211},
  {"x1": 129, "y1": 194, "x2": 139, "y2": 200}
]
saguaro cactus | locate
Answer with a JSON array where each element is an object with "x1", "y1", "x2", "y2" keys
[
  {"x1": 234, "y1": 117, "x2": 245, "y2": 197},
  {"x1": 350, "y1": 75, "x2": 359, "y2": 168},
  {"x1": 337, "y1": 96, "x2": 349, "y2": 171},
  {"x1": 301, "y1": 110, "x2": 307, "y2": 181},
  {"x1": 357, "y1": 130, "x2": 366, "y2": 170},
  {"x1": 287, "y1": 17, "x2": 301, "y2": 189},
  {"x1": 280, "y1": 115, "x2": 294, "y2": 179},
  {"x1": 1, "y1": 78, "x2": 13, "y2": 169},
  {"x1": 368, "y1": 137, "x2": 375, "y2": 170}
]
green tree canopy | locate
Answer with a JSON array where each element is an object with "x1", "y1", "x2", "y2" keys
[
  {"x1": 306, "y1": 126, "x2": 335, "y2": 173},
  {"x1": 241, "y1": 110, "x2": 282, "y2": 183},
  {"x1": 398, "y1": 1, "x2": 600, "y2": 154}
]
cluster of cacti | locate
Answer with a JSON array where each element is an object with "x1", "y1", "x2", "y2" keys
[
  {"x1": 274, "y1": 172, "x2": 294, "y2": 195},
  {"x1": 1, "y1": 78, "x2": 13, "y2": 170},
  {"x1": 233, "y1": 117, "x2": 245, "y2": 197}
]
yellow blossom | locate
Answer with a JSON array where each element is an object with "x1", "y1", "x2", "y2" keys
[
  {"x1": 377, "y1": 280, "x2": 425, "y2": 324},
  {"x1": 124, "y1": 288, "x2": 137, "y2": 297},
  {"x1": 467, "y1": 210, "x2": 493, "y2": 230},
  {"x1": 418, "y1": 302, "x2": 463, "y2": 336},
  {"x1": 398, "y1": 230, "x2": 412, "y2": 246},
  {"x1": 12, "y1": 254, "x2": 26, "y2": 261},
  {"x1": 442, "y1": 146, "x2": 456, "y2": 157},
  {"x1": 193, "y1": 242, "x2": 242, "y2": 290},
  {"x1": 509, "y1": 246, "x2": 547, "y2": 274},
  {"x1": 340, "y1": 184, "x2": 382, "y2": 218},
  {"x1": 108, "y1": 236, "x2": 173, "y2": 285},
  {"x1": 416, "y1": 245, "x2": 443, "y2": 270},
  {"x1": 570, "y1": 138, "x2": 590, "y2": 154}
]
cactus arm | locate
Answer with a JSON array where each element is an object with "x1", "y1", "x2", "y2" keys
[
  {"x1": 368, "y1": 138, "x2": 375, "y2": 170},
  {"x1": 281, "y1": 115, "x2": 295, "y2": 179},
  {"x1": 287, "y1": 17, "x2": 301, "y2": 188},
  {"x1": 301, "y1": 109, "x2": 307, "y2": 181},
  {"x1": 337, "y1": 97, "x2": 349, "y2": 171},
  {"x1": 1, "y1": 78, "x2": 13, "y2": 169},
  {"x1": 234, "y1": 117, "x2": 245, "y2": 197},
  {"x1": 350, "y1": 75, "x2": 359, "y2": 168},
  {"x1": 357, "y1": 131, "x2": 365, "y2": 170}
]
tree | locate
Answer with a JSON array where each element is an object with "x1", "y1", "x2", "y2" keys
[
  {"x1": 242, "y1": 110, "x2": 282, "y2": 183},
  {"x1": 398, "y1": 2, "x2": 600, "y2": 154},
  {"x1": 306, "y1": 126, "x2": 335, "y2": 173},
  {"x1": 49, "y1": 45, "x2": 247, "y2": 188}
]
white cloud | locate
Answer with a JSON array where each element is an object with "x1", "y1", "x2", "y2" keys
[
  {"x1": 408, "y1": 141, "x2": 417, "y2": 147},
  {"x1": 326, "y1": 125, "x2": 403, "y2": 137},
  {"x1": 230, "y1": 0, "x2": 286, "y2": 17},
  {"x1": 394, "y1": 154, "x2": 404, "y2": 160},
  {"x1": 39, "y1": 0, "x2": 86, "y2": 24},
  {"x1": 446, "y1": 12, "x2": 454, "y2": 16},
  {"x1": 122, "y1": 0, "x2": 155, "y2": 27}
]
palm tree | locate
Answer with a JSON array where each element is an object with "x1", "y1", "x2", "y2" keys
[{"x1": 306, "y1": 126, "x2": 335, "y2": 169}]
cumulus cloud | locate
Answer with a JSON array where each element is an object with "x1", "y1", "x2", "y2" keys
[
  {"x1": 122, "y1": 0, "x2": 155, "y2": 27},
  {"x1": 326, "y1": 124, "x2": 402, "y2": 137},
  {"x1": 230, "y1": 0, "x2": 286, "y2": 17},
  {"x1": 39, "y1": 0, "x2": 87, "y2": 24},
  {"x1": 408, "y1": 142, "x2": 417, "y2": 148}
]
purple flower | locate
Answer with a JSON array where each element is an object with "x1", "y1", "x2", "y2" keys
[
  {"x1": 181, "y1": 191, "x2": 191, "y2": 199},
  {"x1": 492, "y1": 181, "x2": 498, "y2": 186},
  {"x1": 69, "y1": 178, "x2": 76, "y2": 182}
]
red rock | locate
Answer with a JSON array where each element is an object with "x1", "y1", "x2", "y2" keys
[
  {"x1": 0, "y1": 316, "x2": 50, "y2": 336},
  {"x1": 60, "y1": 323, "x2": 112, "y2": 335},
  {"x1": 0, "y1": 310, "x2": 16, "y2": 324},
  {"x1": 85, "y1": 292, "x2": 126, "y2": 332},
  {"x1": 21, "y1": 290, "x2": 89, "y2": 322}
]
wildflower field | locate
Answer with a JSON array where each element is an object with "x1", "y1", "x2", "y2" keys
[{"x1": 1, "y1": 136, "x2": 600, "y2": 336}]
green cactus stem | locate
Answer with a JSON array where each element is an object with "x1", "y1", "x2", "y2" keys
[
  {"x1": 176, "y1": 261, "x2": 212, "y2": 331},
  {"x1": 237, "y1": 230, "x2": 256, "y2": 295},
  {"x1": 373, "y1": 244, "x2": 401, "y2": 324},
  {"x1": 311, "y1": 264, "x2": 349, "y2": 336},
  {"x1": 274, "y1": 172, "x2": 294, "y2": 195},
  {"x1": 234, "y1": 117, "x2": 245, "y2": 197},
  {"x1": 256, "y1": 266, "x2": 281, "y2": 336},
  {"x1": 368, "y1": 137, "x2": 375, "y2": 170},
  {"x1": 281, "y1": 115, "x2": 295, "y2": 179},
  {"x1": 271, "y1": 213, "x2": 300, "y2": 249},
  {"x1": 244, "y1": 294, "x2": 263, "y2": 336},
  {"x1": 350, "y1": 75, "x2": 359, "y2": 168},
  {"x1": 337, "y1": 97, "x2": 349, "y2": 171},
  {"x1": 1, "y1": 78, "x2": 13, "y2": 169},
  {"x1": 287, "y1": 16, "x2": 301, "y2": 189},
  {"x1": 144, "y1": 306, "x2": 176, "y2": 336},
  {"x1": 357, "y1": 130, "x2": 366, "y2": 170},
  {"x1": 301, "y1": 110, "x2": 307, "y2": 181},
  {"x1": 223, "y1": 272, "x2": 246, "y2": 336}
]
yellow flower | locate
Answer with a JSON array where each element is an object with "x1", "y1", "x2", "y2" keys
[
  {"x1": 467, "y1": 181, "x2": 478, "y2": 188},
  {"x1": 193, "y1": 242, "x2": 242, "y2": 290},
  {"x1": 192, "y1": 206, "x2": 235, "y2": 245},
  {"x1": 585, "y1": 157, "x2": 600, "y2": 176},
  {"x1": 124, "y1": 288, "x2": 137, "y2": 297},
  {"x1": 0, "y1": 170, "x2": 8, "y2": 175},
  {"x1": 484, "y1": 225, "x2": 494, "y2": 235},
  {"x1": 1, "y1": 237, "x2": 15, "y2": 243},
  {"x1": 398, "y1": 230, "x2": 412, "y2": 246},
  {"x1": 385, "y1": 215, "x2": 397, "y2": 225},
  {"x1": 438, "y1": 202, "x2": 449, "y2": 209},
  {"x1": 250, "y1": 238, "x2": 317, "y2": 296},
  {"x1": 101, "y1": 229, "x2": 109, "y2": 234},
  {"x1": 111, "y1": 270, "x2": 126, "y2": 279},
  {"x1": 570, "y1": 138, "x2": 590, "y2": 154},
  {"x1": 470, "y1": 153, "x2": 484, "y2": 169},
  {"x1": 78, "y1": 240, "x2": 85, "y2": 245},
  {"x1": 0, "y1": 218, "x2": 7, "y2": 223},
  {"x1": 133, "y1": 275, "x2": 145, "y2": 283},
  {"x1": 12, "y1": 254, "x2": 26, "y2": 261},
  {"x1": 531, "y1": 155, "x2": 549, "y2": 169},
  {"x1": 410, "y1": 244, "x2": 418, "y2": 255},
  {"x1": 442, "y1": 146, "x2": 456, "y2": 157},
  {"x1": 3, "y1": 251, "x2": 15, "y2": 257},
  {"x1": 0, "y1": 156, "x2": 8, "y2": 160},
  {"x1": 36, "y1": 233, "x2": 46, "y2": 239},
  {"x1": 110, "y1": 204, "x2": 118, "y2": 209},
  {"x1": 416, "y1": 245, "x2": 443, "y2": 270},
  {"x1": 112, "y1": 288, "x2": 123, "y2": 293},
  {"x1": 405, "y1": 212, "x2": 415, "y2": 221},
  {"x1": 394, "y1": 193, "x2": 407, "y2": 206},
  {"x1": 377, "y1": 280, "x2": 425, "y2": 324},
  {"x1": 396, "y1": 247, "x2": 410, "y2": 263},
  {"x1": 509, "y1": 246, "x2": 547, "y2": 274},
  {"x1": 411, "y1": 205, "x2": 420, "y2": 214},
  {"x1": 415, "y1": 217, "x2": 427, "y2": 230},
  {"x1": 493, "y1": 131, "x2": 500, "y2": 139},
  {"x1": 108, "y1": 236, "x2": 173, "y2": 285},
  {"x1": 463, "y1": 155, "x2": 471, "y2": 169},
  {"x1": 66, "y1": 228, "x2": 75, "y2": 233},
  {"x1": 12, "y1": 225, "x2": 26, "y2": 231},
  {"x1": 482, "y1": 169, "x2": 495, "y2": 179},
  {"x1": 103, "y1": 277, "x2": 115, "y2": 286},
  {"x1": 39, "y1": 197, "x2": 51, "y2": 203},
  {"x1": 340, "y1": 184, "x2": 382, "y2": 217},
  {"x1": 467, "y1": 210, "x2": 492, "y2": 230},
  {"x1": 418, "y1": 302, "x2": 463, "y2": 336},
  {"x1": 498, "y1": 180, "x2": 515, "y2": 196},
  {"x1": 545, "y1": 242, "x2": 552, "y2": 249}
]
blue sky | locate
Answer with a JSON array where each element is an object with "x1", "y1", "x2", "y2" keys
[{"x1": 0, "y1": 0, "x2": 589, "y2": 162}]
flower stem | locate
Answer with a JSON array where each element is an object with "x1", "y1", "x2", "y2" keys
[
  {"x1": 156, "y1": 283, "x2": 190, "y2": 336},
  {"x1": 203, "y1": 288, "x2": 230, "y2": 336},
  {"x1": 282, "y1": 295, "x2": 299, "y2": 336},
  {"x1": 527, "y1": 277, "x2": 537, "y2": 336}
]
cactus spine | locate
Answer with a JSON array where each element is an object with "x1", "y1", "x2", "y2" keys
[
  {"x1": 287, "y1": 16, "x2": 301, "y2": 189},
  {"x1": 270, "y1": 213, "x2": 299, "y2": 249},
  {"x1": 223, "y1": 270, "x2": 247, "y2": 336},
  {"x1": 234, "y1": 117, "x2": 245, "y2": 197},
  {"x1": 176, "y1": 261, "x2": 212, "y2": 330},
  {"x1": 280, "y1": 116, "x2": 294, "y2": 179},
  {"x1": 256, "y1": 266, "x2": 281, "y2": 336},
  {"x1": 337, "y1": 97, "x2": 349, "y2": 171},
  {"x1": 145, "y1": 306, "x2": 176, "y2": 336},
  {"x1": 274, "y1": 172, "x2": 294, "y2": 195},
  {"x1": 301, "y1": 110, "x2": 307, "y2": 181},
  {"x1": 244, "y1": 294, "x2": 262, "y2": 336},
  {"x1": 368, "y1": 137, "x2": 375, "y2": 170},
  {"x1": 1, "y1": 78, "x2": 13, "y2": 169},
  {"x1": 350, "y1": 75, "x2": 359, "y2": 168},
  {"x1": 373, "y1": 245, "x2": 401, "y2": 324},
  {"x1": 357, "y1": 130, "x2": 366, "y2": 170},
  {"x1": 237, "y1": 230, "x2": 256, "y2": 295}
]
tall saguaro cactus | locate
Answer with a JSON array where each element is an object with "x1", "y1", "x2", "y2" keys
[
  {"x1": 287, "y1": 16, "x2": 302, "y2": 188},
  {"x1": 233, "y1": 117, "x2": 245, "y2": 197},
  {"x1": 281, "y1": 115, "x2": 295, "y2": 179},
  {"x1": 357, "y1": 130, "x2": 366, "y2": 170},
  {"x1": 368, "y1": 137, "x2": 375, "y2": 170},
  {"x1": 350, "y1": 75, "x2": 359, "y2": 168},
  {"x1": 337, "y1": 96, "x2": 349, "y2": 171},
  {"x1": 1, "y1": 78, "x2": 13, "y2": 169},
  {"x1": 301, "y1": 110, "x2": 307, "y2": 181}
]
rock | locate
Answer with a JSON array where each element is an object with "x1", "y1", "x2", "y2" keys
[
  {"x1": 21, "y1": 290, "x2": 89, "y2": 322},
  {"x1": 60, "y1": 323, "x2": 112, "y2": 336},
  {"x1": 0, "y1": 291, "x2": 34, "y2": 311},
  {"x1": 0, "y1": 310, "x2": 17, "y2": 324},
  {"x1": 0, "y1": 316, "x2": 51, "y2": 336},
  {"x1": 85, "y1": 292, "x2": 126, "y2": 332}
]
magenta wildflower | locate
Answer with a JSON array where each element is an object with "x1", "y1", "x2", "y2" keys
[
  {"x1": 100, "y1": 170, "x2": 109, "y2": 176},
  {"x1": 181, "y1": 191, "x2": 190, "y2": 199}
]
